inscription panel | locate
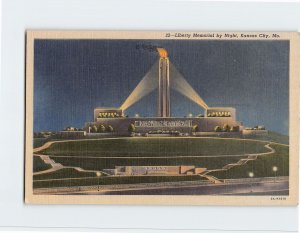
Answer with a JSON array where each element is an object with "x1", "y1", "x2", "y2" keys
[{"x1": 135, "y1": 120, "x2": 192, "y2": 127}]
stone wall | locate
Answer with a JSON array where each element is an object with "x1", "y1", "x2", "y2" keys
[{"x1": 84, "y1": 116, "x2": 242, "y2": 135}]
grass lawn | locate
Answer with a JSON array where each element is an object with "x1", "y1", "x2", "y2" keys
[
  {"x1": 242, "y1": 131, "x2": 289, "y2": 145},
  {"x1": 33, "y1": 138, "x2": 49, "y2": 148},
  {"x1": 41, "y1": 138, "x2": 269, "y2": 157},
  {"x1": 33, "y1": 138, "x2": 288, "y2": 187},
  {"x1": 33, "y1": 168, "x2": 97, "y2": 180},
  {"x1": 33, "y1": 156, "x2": 52, "y2": 172},
  {"x1": 50, "y1": 156, "x2": 246, "y2": 171},
  {"x1": 33, "y1": 174, "x2": 206, "y2": 189},
  {"x1": 209, "y1": 144, "x2": 289, "y2": 179}
]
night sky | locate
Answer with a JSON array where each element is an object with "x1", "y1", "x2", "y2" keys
[{"x1": 34, "y1": 39, "x2": 289, "y2": 135}]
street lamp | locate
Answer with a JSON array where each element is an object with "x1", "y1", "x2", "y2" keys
[
  {"x1": 96, "y1": 172, "x2": 101, "y2": 191},
  {"x1": 272, "y1": 166, "x2": 278, "y2": 183},
  {"x1": 248, "y1": 172, "x2": 254, "y2": 193},
  {"x1": 248, "y1": 172, "x2": 254, "y2": 178}
]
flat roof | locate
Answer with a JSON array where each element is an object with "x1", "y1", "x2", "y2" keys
[{"x1": 94, "y1": 108, "x2": 122, "y2": 110}]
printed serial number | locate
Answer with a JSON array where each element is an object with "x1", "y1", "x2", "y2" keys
[{"x1": 271, "y1": 197, "x2": 287, "y2": 201}]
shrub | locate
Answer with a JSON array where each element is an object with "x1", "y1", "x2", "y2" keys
[
  {"x1": 98, "y1": 125, "x2": 105, "y2": 133},
  {"x1": 91, "y1": 125, "x2": 98, "y2": 133},
  {"x1": 230, "y1": 126, "x2": 240, "y2": 132},
  {"x1": 214, "y1": 126, "x2": 222, "y2": 132},
  {"x1": 192, "y1": 125, "x2": 199, "y2": 132},
  {"x1": 107, "y1": 125, "x2": 114, "y2": 132},
  {"x1": 128, "y1": 123, "x2": 135, "y2": 132},
  {"x1": 223, "y1": 124, "x2": 231, "y2": 132}
]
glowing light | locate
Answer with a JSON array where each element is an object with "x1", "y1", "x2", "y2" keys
[
  {"x1": 170, "y1": 62, "x2": 209, "y2": 110},
  {"x1": 157, "y1": 48, "x2": 168, "y2": 58},
  {"x1": 120, "y1": 53, "x2": 209, "y2": 112},
  {"x1": 120, "y1": 61, "x2": 158, "y2": 110}
]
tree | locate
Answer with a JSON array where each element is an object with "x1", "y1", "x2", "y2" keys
[
  {"x1": 128, "y1": 123, "x2": 135, "y2": 132},
  {"x1": 107, "y1": 125, "x2": 114, "y2": 132},
  {"x1": 214, "y1": 126, "x2": 222, "y2": 132},
  {"x1": 223, "y1": 124, "x2": 231, "y2": 132},
  {"x1": 98, "y1": 125, "x2": 105, "y2": 133},
  {"x1": 91, "y1": 125, "x2": 98, "y2": 133},
  {"x1": 230, "y1": 126, "x2": 240, "y2": 132},
  {"x1": 192, "y1": 125, "x2": 199, "y2": 132}
]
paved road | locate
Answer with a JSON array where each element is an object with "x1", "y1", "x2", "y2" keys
[
  {"x1": 34, "y1": 178, "x2": 288, "y2": 196},
  {"x1": 94, "y1": 180, "x2": 289, "y2": 196}
]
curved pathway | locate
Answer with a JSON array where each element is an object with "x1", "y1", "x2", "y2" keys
[
  {"x1": 201, "y1": 143, "x2": 276, "y2": 183},
  {"x1": 33, "y1": 136, "x2": 289, "y2": 154},
  {"x1": 33, "y1": 154, "x2": 64, "y2": 175},
  {"x1": 33, "y1": 154, "x2": 101, "y2": 176}
]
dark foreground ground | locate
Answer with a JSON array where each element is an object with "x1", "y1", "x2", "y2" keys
[
  {"x1": 85, "y1": 179, "x2": 289, "y2": 196},
  {"x1": 99, "y1": 180, "x2": 288, "y2": 196},
  {"x1": 34, "y1": 177, "x2": 288, "y2": 196}
]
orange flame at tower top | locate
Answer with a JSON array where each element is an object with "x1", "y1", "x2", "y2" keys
[{"x1": 157, "y1": 48, "x2": 168, "y2": 58}]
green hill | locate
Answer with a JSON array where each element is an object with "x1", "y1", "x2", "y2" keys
[
  {"x1": 242, "y1": 131, "x2": 289, "y2": 145},
  {"x1": 41, "y1": 137, "x2": 269, "y2": 157}
]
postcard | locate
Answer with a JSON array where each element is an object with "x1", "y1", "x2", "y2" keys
[{"x1": 25, "y1": 31, "x2": 299, "y2": 205}]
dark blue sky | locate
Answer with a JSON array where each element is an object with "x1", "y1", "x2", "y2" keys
[{"x1": 34, "y1": 39, "x2": 289, "y2": 135}]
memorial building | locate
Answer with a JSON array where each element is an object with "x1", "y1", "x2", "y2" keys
[{"x1": 84, "y1": 48, "x2": 243, "y2": 136}]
